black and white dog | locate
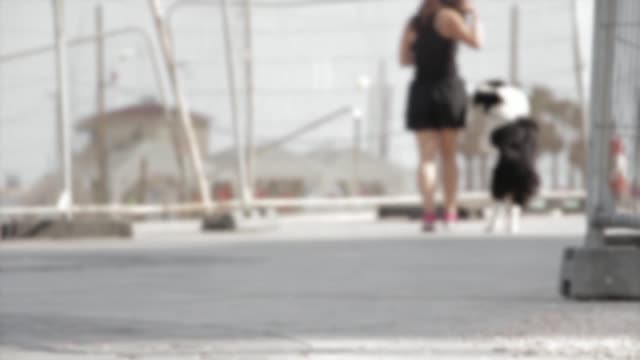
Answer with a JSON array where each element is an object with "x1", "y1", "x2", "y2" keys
[{"x1": 469, "y1": 80, "x2": 540, "y2": 233}]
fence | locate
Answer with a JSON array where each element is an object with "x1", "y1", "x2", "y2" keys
[
  {"x1": 585, "y1": 0, "x2": 640, "y2": 246},
  {"x1": 0, "y1": 0, "x2": 592, "y2": 218}
]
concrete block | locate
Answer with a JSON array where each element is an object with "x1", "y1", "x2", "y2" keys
[
  {"x1": 1, "y1": 218, "x2": 132, "y2": 240},
  {"x1": 560, "y1": 244, "x2": 640, "y2": 300},
  {"x1": 202, "y1": 212, "x2": 236, "y2": 231},
  {"x1": 202, "y1": 209, "x2": 278, "y2": 232},
  {"x1": 606, "y1": 233, "x2": 640, "y2": 247}
]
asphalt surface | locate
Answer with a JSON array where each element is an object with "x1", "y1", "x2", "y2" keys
[{"x1": 0, "y1": 216, "x2": 638, "y2": 359}]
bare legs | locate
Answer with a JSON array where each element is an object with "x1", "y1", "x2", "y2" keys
[
  {"x1": 440, "y1": 130, "x2": 459, "y2": 215},
  {"x1": 416, "y1": 131, "x2": 439, "y2": 215},
  {"x1": 415, "y1": 129, "x2": 460, "y2": 217}
]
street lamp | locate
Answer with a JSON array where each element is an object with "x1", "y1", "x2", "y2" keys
[{"x1": 356, "y1": 74, "x2": 371, "y2": 152}]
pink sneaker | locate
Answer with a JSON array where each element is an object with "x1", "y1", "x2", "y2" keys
[
  {"x1": 444, "y1": 212, "x2": 458, "y2": 223},
  {"x1": 422, "y1": 213, "x2": 437, "y2": 232},
  {"x1": 444, "y1": 211, "x2": 458, "y2": 229}
]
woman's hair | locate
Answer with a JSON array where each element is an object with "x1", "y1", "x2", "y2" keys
[
  {"x1": 414, "y1": 0, "x2": 466, "y2": 24},
  {"x1": 442, "y1": 0, "x2": 466, "y2": 11}
]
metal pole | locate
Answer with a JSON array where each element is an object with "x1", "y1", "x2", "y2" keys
[
  {"x1": 570, "y1": 0, "x2": 587, "y2": 111},
  {"x1": 220, "y1": 0, "x2": 251, "y2": 208},
  {"x1": 94, "y1": 5, "x2": 111, "y2": 205},
  {"x1": 138, "y1": 30, "x2": 171, "y2": 109},
  {"x1": 52, "y1": 0, "x2": 73, "y2": 218},
  {"x1": 570, "y1": 0, "x2": 590, "y2": 186},
  {"x1": 357, "y1": 75, "x2": 371, "y2": 152},
  {"x1": 160, "y1": 17, "x2": 190, "y2": 203},
  {"x1": 378, "y1": 60, "x2": 391, "y2": 160},
  {"x1": 352, "y1": 109, "x2": 362, "y2": 196},
  {"x1": 243, "y1": 0, "x2": 256, "y2": 193},
  {"x1": 585, "y1": 0, "x2": 617, "y2": 247},
  {"x1": 635, "y1": 90, "x2": 640, "y2": 214},
  {"x1": 0, "y1": 190, "x2": 586, "y2": 218},
  {"x1": 129, "y1": 24, "x2": 187, "y2": 201},
  {"x1": 509, "y1": 4, "x2": 520, "y2": 85},
  {"x1": 147, "y1": 0, "x2": 213, "y2": 210}
]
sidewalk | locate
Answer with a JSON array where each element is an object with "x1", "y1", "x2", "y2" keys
[{"x1": 1, "y1": 215, "x2": 637, "y2": 360}]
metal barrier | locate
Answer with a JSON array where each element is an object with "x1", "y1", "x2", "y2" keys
[
  {"x1": 560, "y1": 0, "x2": 640, "y2": 300},
  {"x1": 585, "y1": 0, "x2": 640, "y2": 246},
  {"x1": 0, "y1": 190, "x2": 585, "y2": 217}
]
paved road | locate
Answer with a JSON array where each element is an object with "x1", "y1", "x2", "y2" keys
[{"x1": 0, "y1": 216, "x2": 638, "y2": 359}]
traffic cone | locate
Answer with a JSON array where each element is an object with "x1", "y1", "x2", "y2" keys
[{"x1": 609, "y1": 137, "x2": 630, "y2": 199}]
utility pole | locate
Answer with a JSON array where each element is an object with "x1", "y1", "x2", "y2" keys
[
  {"x1": 52, "y1": 0, "x2": 73, "y2": 218},
  {"x1": 243, "y1": 0, "x2": 256, "y2": 193},
  {"x1": 94, "y1": 4, "x2": 111, "y2": 204},
  {"x1": 509, "y1": 4, "x2": 520, "y2": 85}
]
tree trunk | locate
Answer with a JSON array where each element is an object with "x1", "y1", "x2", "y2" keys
[
  {"x1": 552, "y1": 153, "x2": 560, "y2": 190},
  {"x1": 138, "y1": 158, "x2": 148, "y2": 204}
]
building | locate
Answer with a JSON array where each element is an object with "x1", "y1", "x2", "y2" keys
[
  {"x1": 208, "y1": 148, "x2": 325, "y2": 200},
  {"x1": 207, "y1": 146, "x2": 413, "y2": 200},
  {"x1": 22, "y1": 102, "x2": 211, "y2": 205},
  {"x1": 307, "y1": 148, "x2": 414, "y2": 196}
]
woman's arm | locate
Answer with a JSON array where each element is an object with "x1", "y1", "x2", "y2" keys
[
  {"x1": 436, "y1": 8, "x2": 484, "y2": 49},
  {"x1": 400, "y1": 20, "x2": 417, "y2": 66}
]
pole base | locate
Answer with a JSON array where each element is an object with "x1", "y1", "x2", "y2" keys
[
  {"x1": 202, "y1": 209, "x2": 278, "y2": 232},
  {"x1": 202, "y1": 212, "x2": 236, "y2": 231},
  {"x1": 560, "y1": 240, "x2": 640, "y2": 300}
]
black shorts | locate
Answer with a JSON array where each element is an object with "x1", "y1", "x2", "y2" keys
[{"x1": 406, "y1": 77, "x2": 468, "y2": 131}]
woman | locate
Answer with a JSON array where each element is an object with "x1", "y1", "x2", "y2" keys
[{"x1": 400, "y1": 0, "x2": 483, "y2": 231}]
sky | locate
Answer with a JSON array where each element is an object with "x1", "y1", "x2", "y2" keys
[{"x1": 0, "y1": 0, "x2": 596, "y2": 186}]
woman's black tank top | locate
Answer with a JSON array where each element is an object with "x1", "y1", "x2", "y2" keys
[{"x1": 411, "y1": 13, "x2": 459, "y2": 82}]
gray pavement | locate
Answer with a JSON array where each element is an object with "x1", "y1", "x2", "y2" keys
[{"x1": 0, "y1": 215, "x2": 639, "y2": 359}]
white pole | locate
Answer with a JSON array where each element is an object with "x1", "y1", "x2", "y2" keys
[
  {"x1": 147, "y1": 0, "x2": 213, "y2": 210},
  {"x1": 220, "y1": 0, "x2": 251, "y2": 208},
  {"x1": 52, "y1": 0, "x2": 73, "y2": 219},
  {"x1": 0, "y1": 190, "x2": 587, "y2": 217}
]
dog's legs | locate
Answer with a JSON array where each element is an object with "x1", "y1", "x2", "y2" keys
[
  {"x1": 506, "y1": 198, "x2": 521, "y2": 234},
  {"x1": 485, "y1": 201, "x2": 504, "y2": 233}
]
